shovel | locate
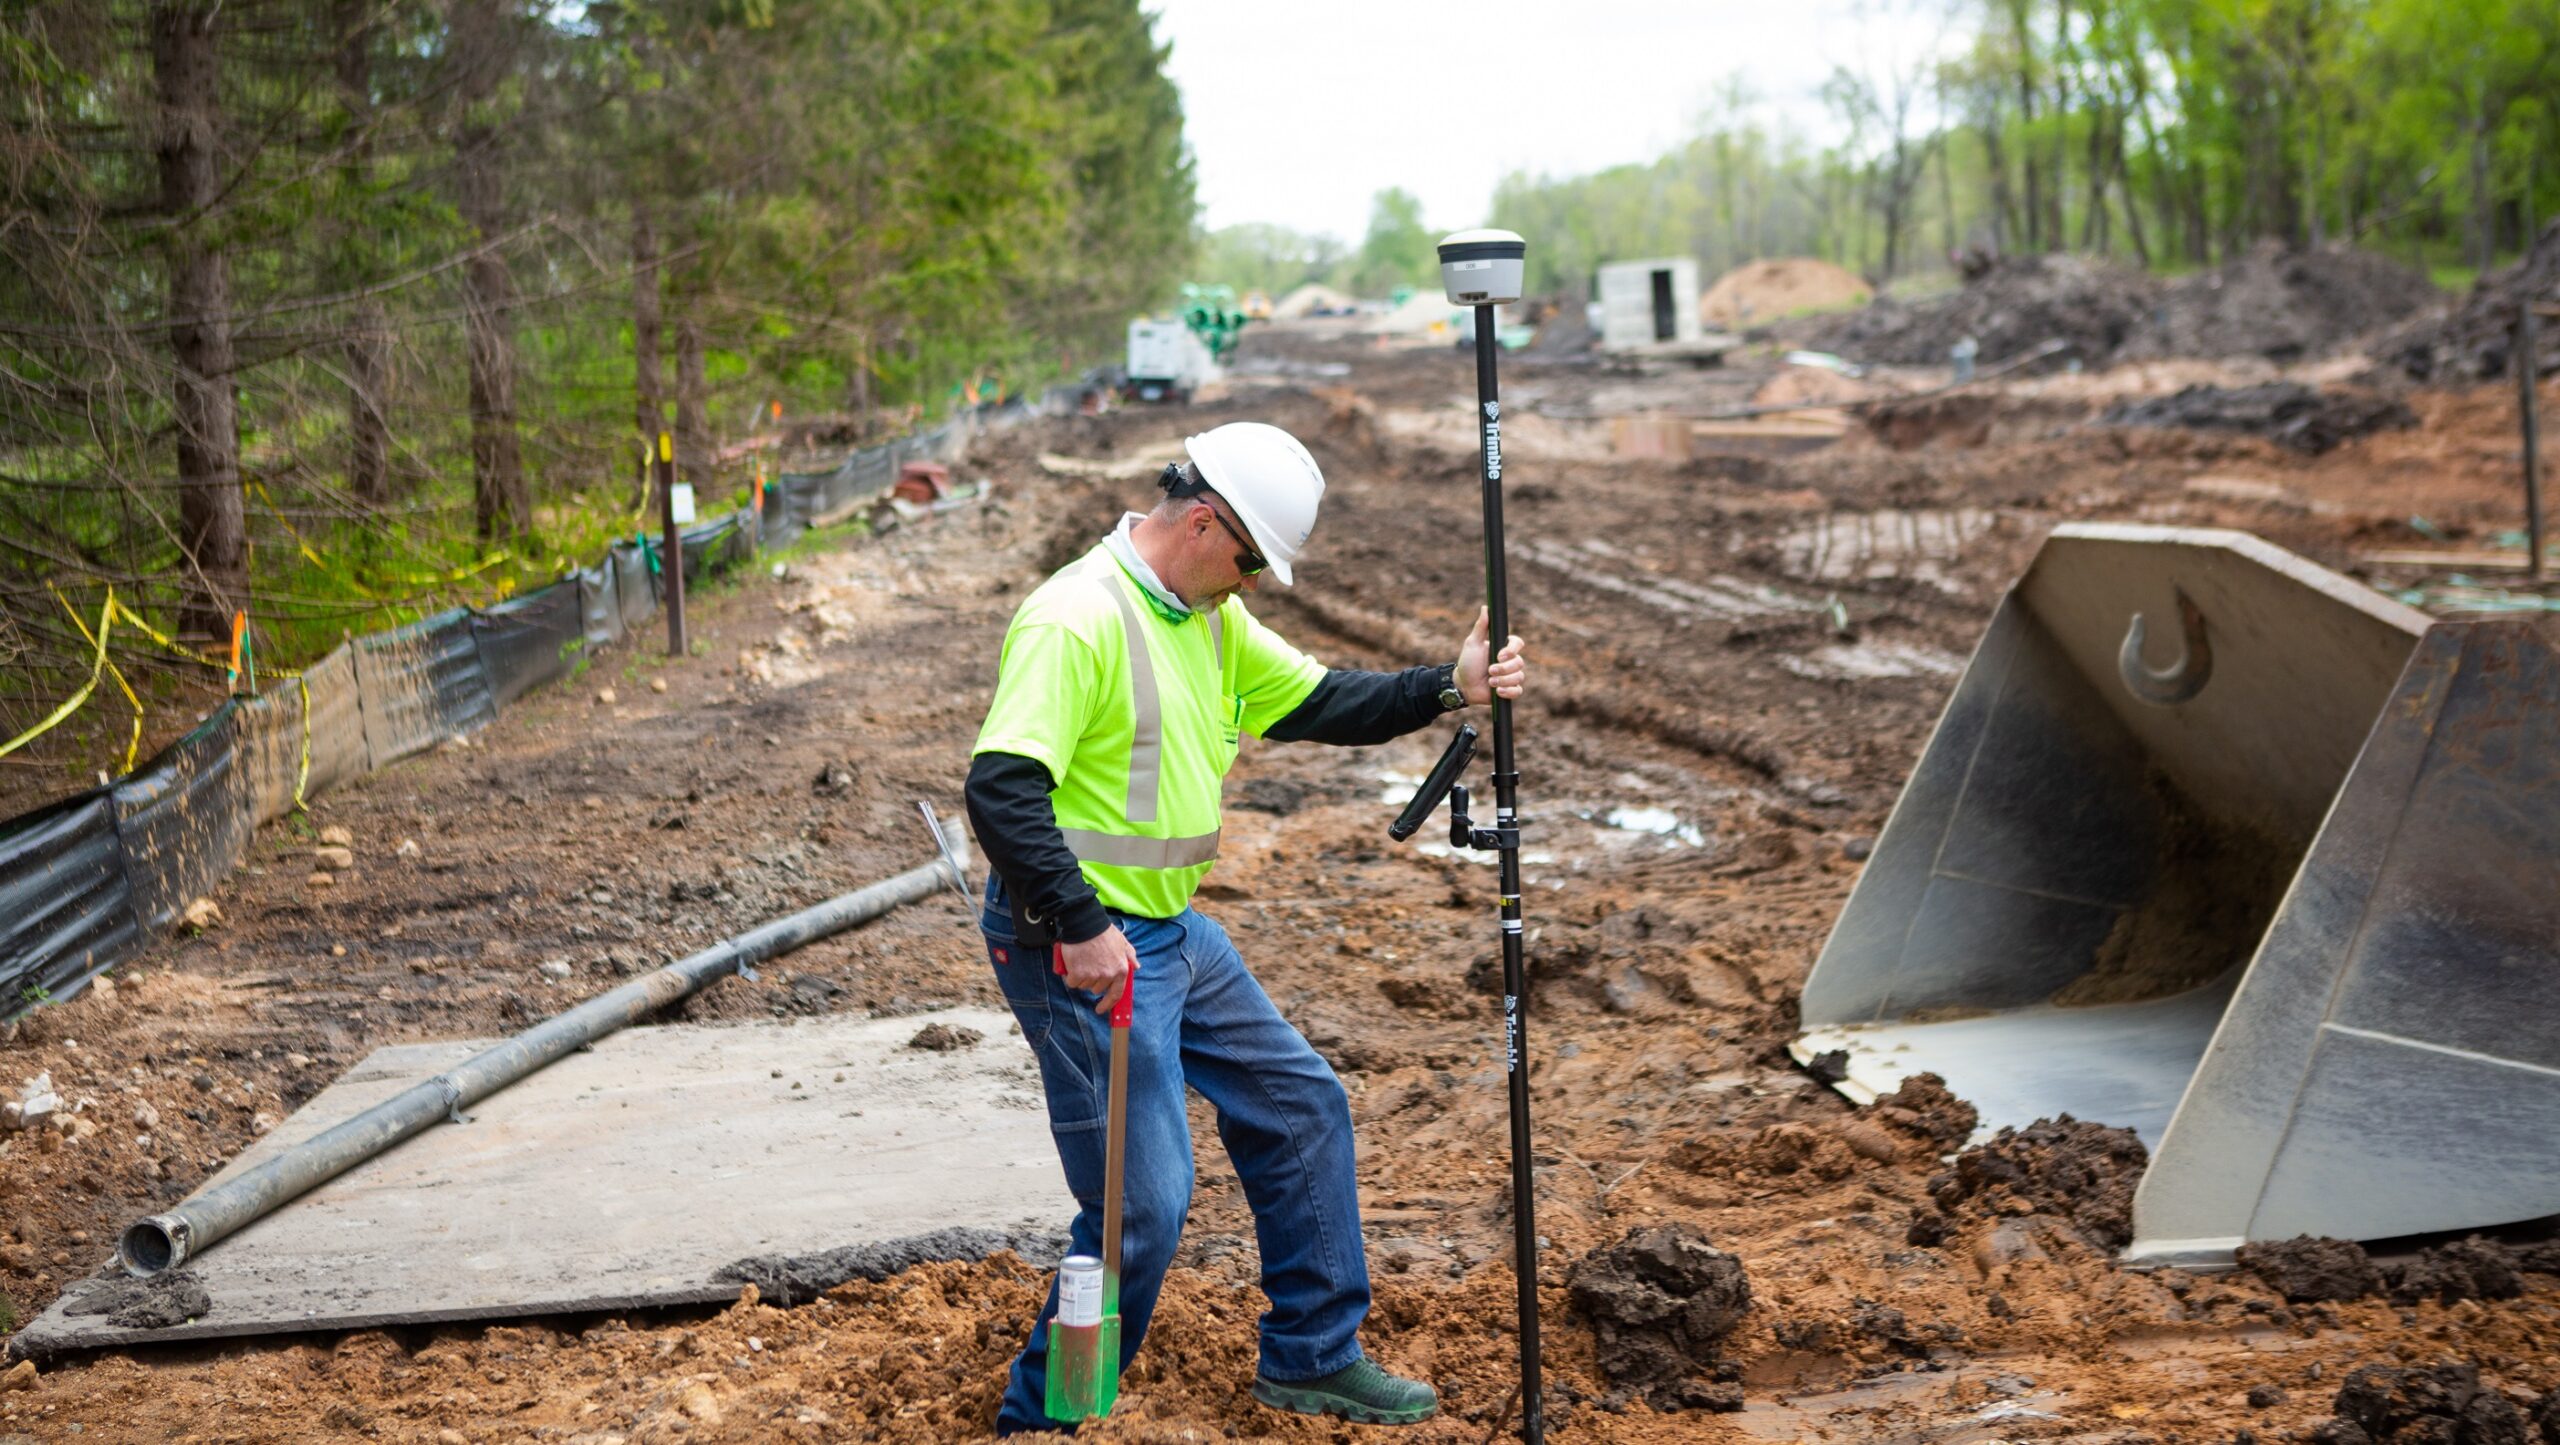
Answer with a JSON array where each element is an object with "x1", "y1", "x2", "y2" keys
[{"x1": 1045, "y1": 951, "x2": 1133, "y2": 1422}]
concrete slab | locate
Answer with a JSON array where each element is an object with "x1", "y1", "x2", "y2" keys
[{"x1": 16, "y1": 1007, "x2": 1070, "y2": 1357}]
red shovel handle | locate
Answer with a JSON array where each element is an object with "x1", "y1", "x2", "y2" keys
[{"x1": 1051, "y1": 944, "x2": 1136, "y2": 1027}]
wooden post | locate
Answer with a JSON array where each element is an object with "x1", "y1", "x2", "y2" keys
[
  {"x1": 2524, "y1": 298, "x2": 2544, "y2": 584},
  {"x1": 2524, "y1": 170, "x2": 2547, "y2": 586},
  {"x1": 658, "y1": 429, "x2": 686, "y2": 657}
]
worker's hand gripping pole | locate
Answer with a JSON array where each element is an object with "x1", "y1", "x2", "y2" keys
[
  {"x1": 1045, "y1": 951, "x2": 1134, "y2": 1423},
  {"x1": 1422, "y1": 229, "x2": 1543, "y2": 1444}
]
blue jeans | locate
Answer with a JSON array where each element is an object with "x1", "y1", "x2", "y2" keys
[{"x1": 982, "y1": 877, "x2": 1371, "y2": 1435}]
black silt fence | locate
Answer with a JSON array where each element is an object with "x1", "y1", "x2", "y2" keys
[{"x1": 0, "y1": 409, "x2": 995, "y2": 1017}]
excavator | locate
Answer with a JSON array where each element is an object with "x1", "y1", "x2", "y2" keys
[{"x1": 1793, "y1": 524, "x2": 2560, "y2": 1266}]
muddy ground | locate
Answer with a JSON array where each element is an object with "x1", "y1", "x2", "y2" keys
[{"x1": 3, "y1": 327, "x2": 2557, "y2": 1443}]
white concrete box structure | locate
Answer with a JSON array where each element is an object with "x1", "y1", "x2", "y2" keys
[{"x1": 1596, "y1": 257, "x2": 1701, "y2": 351}]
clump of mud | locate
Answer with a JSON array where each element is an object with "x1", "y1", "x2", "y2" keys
[
  {"x1": 2239, "y1": 1234, "x2": 2554, "y2": 1306},
  {"x1": 1926, "y1": 1115, "x2": 2148, "y2": 1250},
  {"x1": 1566, "y1": 1223, "x2": 1752, "y2": 1412},
  {"x1": 907, "y1": 1021, "x2": 984, "y2": 1051},
  {"x1": 2382, "y1": 219, "x2": 2559, "y2": 382},
  {"x1": 1871, "y1": 1072, "x2": 1978, "y2": 1151},
  {"x1": 2236, "y1": 1236, "x2": 2384, "y2": 1302},
  {"x1": 60, "y1": 1269, "x2": 212, "y2": 1329},
  {"x1": 2531, "y1": 1388, "x2": 2560, "y2": 1444},
  {"x1": 2388, "y1": 1237, "x2": 2527, "y2": 1306},
  {"x1": 716, "y1": 1226, "x2": 1064, "y2": 1306},
  {"x1": 2306, "y1": 1362, "x2": 2535, "y2": 1445},
  {"x1": 2100, "y1": 383, "x2": 2418, "y2": 455}
]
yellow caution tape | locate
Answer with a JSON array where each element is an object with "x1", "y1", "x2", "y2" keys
[
  {"x1": 292, "y1": 673, "x2": 312, "y2": 813},
  {"x1": 0, "y1": 588, "x2": 115, "y2": 762},
  {"x1": 248, "y1": 482, "x2": 509, "y2": 595},
  {"x1": 50, "y1": 586, "x2": 144, "y2": 774}
]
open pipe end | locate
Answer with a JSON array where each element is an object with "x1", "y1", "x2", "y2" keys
[{"x1": 118, "y1": 1216, "x2": 186, "y2": 1278}]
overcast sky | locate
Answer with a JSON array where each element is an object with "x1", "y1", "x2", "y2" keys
[{"x1": 1147, "y1": 0, "x2": 1968, "y2": 243}]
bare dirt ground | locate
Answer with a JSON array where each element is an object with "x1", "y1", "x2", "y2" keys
[{"x1": 4, "y1": 328, "x2": 2557, "y2": 1443}]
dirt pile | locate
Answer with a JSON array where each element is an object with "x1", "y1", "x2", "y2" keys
[
  {"x1": 1920, "y1": 1115, "x2": 2149, "y2": 1249},
  {"x1": 2382, "y1": 219, "x2": 2560, "y2": 381},
  {"x1": 2305, "y1": 1362, "x2": 2543, "y2": 1445},
  {"x1": 1818, "y1": 243, "x2": 2437, "y2": 370},
  {"x1": 2123, "y1": 243, "x2": 2441, "y2": 362},
  {"x1": 2239, "y1": 1235, "x2": 2558, "y2": 1307},
  {"x1": 1810, "y1": 253, "x2": 2159, "y2": 366},
  {"x1": 1702, "y1": 258, "x2": 1870, "y2": 330},
  {"x1": 1526, "y1": 295, "x2": 1596, "y2": 355},
  {"x1": 1566, "y1": 1223, "x2": 1752, "y2": 1412},
  {"x1": 1752, "y1": 364, "x2": 1873, "y2": 408},
  {"x1": 2237, "y1": 1236, "x2": 2386, "y2": 1302},
  {"x1": 2101, "y1": 382, "x2": 2418, "y2": 454}
]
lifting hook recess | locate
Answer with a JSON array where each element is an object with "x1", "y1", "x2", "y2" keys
[{"x1": 2119, "y1": 586, "x2": 2213, "y2": 707}]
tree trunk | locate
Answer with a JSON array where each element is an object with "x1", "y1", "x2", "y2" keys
[
  {"x1": 2081, "y1": 107, "x2": 2111, "y2": 251},
  {"x1": 632, "y1": 208, "x2": 663, "y2": 499},
  {"x1": 1984, "y1": 116, "x2": 2017, "y2": 253},
  {"x1": 2470, "y1": 87, "x2": 2494, "y2": 272},
  {"x1": 152, "y1": 2, "x2": 245, "y2": 640},
  {"x1": 675, "y1": 304, "x2": 708, "y2": 491},
  {"x1": 2010, "y1": 0, "x2": 2042, "y2": 251},
  {"x1": 2116, "y1": 127, "x2": 2153, "y2": 266},
  {"x1": 2048, "y1": 0, "x2": 2073, "y2": 249},
  {"x1": 336, "y1": 1, "x2": 390, "y2": 506},
  {"x1": 347, "y1": 301, "x2": 392, "y2": 506},
  {"x1": 2310, "y1": 111, "x2": 2329, "y2": 245},
  {"x1": 452, "y1": 0, "x2": 526, "y2": 542},
  {"x1": 1937, "y1": 113, "x2": 1959, "y2": 258}
]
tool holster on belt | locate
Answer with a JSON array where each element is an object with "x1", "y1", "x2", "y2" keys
[{"x1": 1001, "y1": 874, "x2": 1058, "y2": 953}]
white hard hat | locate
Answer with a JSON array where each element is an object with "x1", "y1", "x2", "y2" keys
[{"x1": 1183, "y1": 422, "x2": 1324, "y2": 585}]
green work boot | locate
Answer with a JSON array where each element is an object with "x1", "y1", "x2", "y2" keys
[{"x1": 1251, "y1": 1358, "x2": 1439, "y2": 1425}]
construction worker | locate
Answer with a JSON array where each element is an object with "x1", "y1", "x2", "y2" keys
[{"x1": 967, "y1": 421, "x2": 1526, "y2": 1433}]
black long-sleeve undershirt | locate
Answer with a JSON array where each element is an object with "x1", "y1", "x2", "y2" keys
[{"x1": 966, "y1": 663, "x2": 1456, "y2": 944}]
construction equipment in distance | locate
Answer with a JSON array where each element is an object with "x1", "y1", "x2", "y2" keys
[
  {"x1": 1122, "y1": 283, "x2": 1254, "y2": 405},
  {"x1": 1793, "y1": 523, "x2": 2560, "y2": 1266}
]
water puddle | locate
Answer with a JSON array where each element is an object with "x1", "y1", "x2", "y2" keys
[{"x1": 1594, "y1": 805, "x2": 1706, "y2": 847}]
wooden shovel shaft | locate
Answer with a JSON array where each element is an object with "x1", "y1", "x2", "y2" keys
[{"x1": 1103, "y1": 1016, "x2": 1128, "y2": 1300}]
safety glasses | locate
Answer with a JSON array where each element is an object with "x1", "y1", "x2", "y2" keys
[{"x1": 1205, "y1": 504, "x2": 1267, "y2": 578}]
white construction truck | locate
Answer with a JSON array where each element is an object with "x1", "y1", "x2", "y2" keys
[{"x1": 1123, "y1": 318, "x2": 1217, "y2": 403}]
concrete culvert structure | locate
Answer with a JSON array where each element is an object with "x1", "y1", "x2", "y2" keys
[{"x1": 1794, "y1": 523, "x2": 2560, "y2": 1266}]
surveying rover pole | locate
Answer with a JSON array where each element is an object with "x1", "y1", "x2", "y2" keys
[{"x1": 1440, "y1": 227, "x2": 1544, "y2": 1444}]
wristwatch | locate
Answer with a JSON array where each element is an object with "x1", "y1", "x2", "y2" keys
[{"x1": 1435, "y1": 663, "x2": 1467, "y2": 712}]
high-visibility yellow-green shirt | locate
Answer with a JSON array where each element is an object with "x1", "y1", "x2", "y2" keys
[{"x1": 973, "y1": 541, "x2": 1325, "y2": 918}]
